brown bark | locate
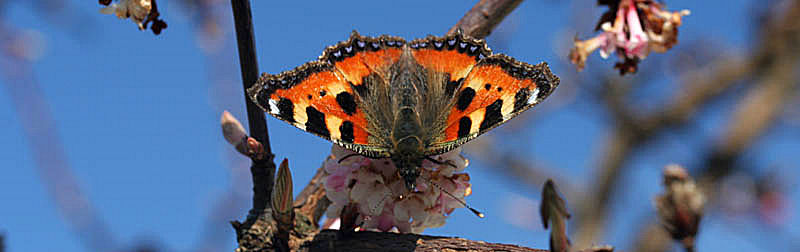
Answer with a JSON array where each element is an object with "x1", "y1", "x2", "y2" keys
[{"x1": 448, "y1": 0, "x2": 524, "y2": 38}]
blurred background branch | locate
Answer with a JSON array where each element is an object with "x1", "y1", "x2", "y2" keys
[
  {"x1": 1, "y1": 16, "x2": 116, "y2": 252},
  {"x1": 568, "y1": 0, "x2": 800, "y2": 250}
]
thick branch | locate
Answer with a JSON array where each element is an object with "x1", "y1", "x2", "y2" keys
[
  {"x1": 293, "y1": 163, "x2": 332, "y2": 233},
  {"x1": 300, "y1": 230, "x2": 546, "y2": 252},
  {"x1": 448, "y1": 0, "x2": 523, "y2": 38}
]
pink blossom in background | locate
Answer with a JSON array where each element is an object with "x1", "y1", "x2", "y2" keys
[{"x1": 569, "y1": 0, "x2": 690, "y2": 74}]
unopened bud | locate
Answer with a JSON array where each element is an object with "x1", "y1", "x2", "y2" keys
[
  {"x1": 221, "y1": 111, "x2": 247, "y2": 145},
  {"x1": 221, "y1": 111, "x2": 266, "y2": 159},
  {"x1": 272, "y1": 159, "x2": 294, "y2": 216},
  {"x1": 540, "y1": 179, "x2": 571, "y2": 252},
  {"x1": 655, "y1": 164, "x2": 705, "y2": 250},
  {"x1": 271, "y1": 159, "x2": 294, "y2": 245},
  {"x1": 578, "y1": 245, "x2": 615, "y2": 252}
]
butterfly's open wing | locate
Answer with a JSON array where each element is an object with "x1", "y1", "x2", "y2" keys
[
  {"x1": 407, "y1": 32, "x2": 492, "y2": 148},
  {"x1": 424, "y1": 54, "x2": 560, "y2": 156},
  {"x1": 248, "y1": 32, "x2": 406, "y2": 158}
]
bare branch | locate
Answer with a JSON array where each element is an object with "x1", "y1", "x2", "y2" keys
[
  {"x1": 1, "y1": 29, "x2": 115, "y2": 251},
  {"x1": 448, "y1": 0, "x2": 523, "y2": 38},
  {"x1": 230, "y1": 0, "x2": 276, "y2": 217}
]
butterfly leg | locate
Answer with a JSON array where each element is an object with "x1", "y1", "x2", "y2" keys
[
  {"x1": 337, "y1": 153, "x2": 365, "y2": 163},
  {"x1": 425, "y1": 156, "x2": 457, "y2": 169}
]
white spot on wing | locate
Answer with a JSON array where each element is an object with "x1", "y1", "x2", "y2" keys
[
  {"x1": 268, "y1": 99, "x2": 279, "y2": 114},
  {"x1": 500, "y1": 93, "x2": 515, "y2": 120},
  {"x1": 294, "y1": 122, "x2": 306, "y2": 131},
  {"x1": 527, "y1": 88, "x2": 540, "y2": 104}
]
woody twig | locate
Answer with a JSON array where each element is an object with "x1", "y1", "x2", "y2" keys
[
  {"x1": 230, "y1": 0, "x2": 276, "y2": 219},
  {"x1": 448, "y1": 0, "x2": 523, "y2": 38}
]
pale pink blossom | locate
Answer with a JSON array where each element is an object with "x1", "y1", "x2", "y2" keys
[{"x1": 323, "y1": 145, "x2": 472, "y2": 233}]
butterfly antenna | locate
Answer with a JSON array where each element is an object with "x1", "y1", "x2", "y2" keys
[
  {"x1": 338, "y1": 153, "x2": 362, "y2": 164},
  {"x1": 424, "y1": 175, "x2": 485, "y2": 218},
  {"x1": 369, "y1": 189, "x2": 393, "y2": 216}
]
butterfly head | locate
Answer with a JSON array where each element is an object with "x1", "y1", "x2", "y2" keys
[{"x1": 392, "y1": 136, "x2": 425, "y2": 190}]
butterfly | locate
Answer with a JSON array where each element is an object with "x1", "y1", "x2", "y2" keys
[{"x1": 248, "y1": 30, "x2": 559, "y2": 190}]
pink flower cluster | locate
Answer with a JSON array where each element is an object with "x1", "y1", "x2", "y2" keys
[
  {"x1": 323, "y1": 145, "x2": 471, "y2": 233},
  {"x1": 569, "y1": 0, "x2": 690, "y2": 75}
]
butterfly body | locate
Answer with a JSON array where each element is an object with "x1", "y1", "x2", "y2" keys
[{"x1": 248, "y1": 31, "x2": 559, "y2": 190}]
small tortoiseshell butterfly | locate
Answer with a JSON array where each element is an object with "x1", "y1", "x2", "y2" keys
[{"x1": 248, "y1": 31, "x2": 559, "y2": 190}]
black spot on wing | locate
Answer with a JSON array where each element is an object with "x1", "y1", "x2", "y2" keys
[
  {"x1": 256, "y1": 89, "x2": 271, "y2": 111},
  {"x1": 305, "y1": 106, "x2": 330, "y2": 138},
  {"x1": 353, "y1": 80, "x2": 369, "y2": 98},
  {"x1": 277, "y1": 98, "x2": 295, "y2": 123},
  {"x1": 339, "y1": 121, "x2": 354, "y2": 143},
  {"x1": 513, "y1": 87, "x2": 530, "y2": 113},
  {"x1": 479, "y1": 99, "x2": 503, "y2": 131},
  {"x1": 456, "y1": 87, "x2": 475, "y2": 111},
  {"x1": 458, "y1": 117, "x2": 471, "y2": 138},
  {"x1": 336, "y1": 92, "x2": 357, "y2": 115},
  {"x1": 445, "y1": 77, "x2": 463, "y2": 98},
  {"x1": 484, "y1": 83, "x2": 492, "y2": 91}
]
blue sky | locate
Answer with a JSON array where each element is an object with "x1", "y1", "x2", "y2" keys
[{"x1": 1, "y1": 0, "x2": 797, "y2": 251}]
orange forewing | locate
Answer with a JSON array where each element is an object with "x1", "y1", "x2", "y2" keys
[
  {"x1": 412, "y1": 48, "x2": 476, "y2": 81},
  {"x1": 255, "y1": 64, "x2": 370, "y2": 145},
  {"x1": 443, "y1": 64, "x2": 536, "y2": 141},
  {"x1": 409, "y1": 33, "x2": 491, "y2": 84},
  {"x1": 332, "y1": 48, "x2": 403, "y2": 85}
]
